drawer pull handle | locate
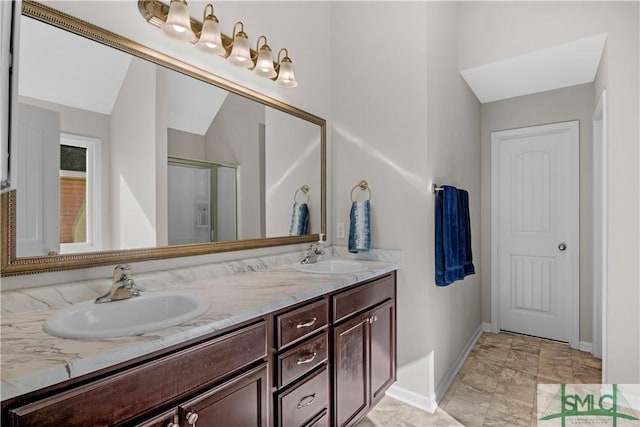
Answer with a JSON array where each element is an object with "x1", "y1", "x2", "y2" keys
[
  {"x1": 167, "y1": 423, "x2": 179, "y2": 427},
  {"x1": 186, "y1": 411, "x2": 199, "y2": 426},
  {"x1": 296, "y1": 317, "x2": 317, "y2": 329},
  {"x1": 297, "y1": 393, "x2": 317, "y2": 409},
  {"x1": 296, "y1": 351, "x2": 318, "y2": 365}
]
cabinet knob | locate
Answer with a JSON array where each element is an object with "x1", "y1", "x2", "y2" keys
[
  {"x1": 369, "y1": 315, "x2": 378, "y2": 324},
  {"x1": 186, "y1": 411, "x2": 199, "y2": 426},
  {"x1": 166, "y1": 423, "x2": 179, "y2": 427}
]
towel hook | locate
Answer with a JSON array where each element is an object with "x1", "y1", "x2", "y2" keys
[
  {"x1": 294, "y1": 184, "x2": 310, "y2": 203},
  {"x1": 350, "y1": 180, "x2": 372, "y2": 202},
  {"x1": 432, "y1": 183, "x2": 443, "y2": 194}
]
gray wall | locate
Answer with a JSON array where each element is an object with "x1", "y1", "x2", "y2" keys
[
  {"x1": 480, "y1": 83, "x2": 595, "y2": 342},
  {"x1": 168, "y1": 128, "x2": 206, "y2": 160},
  {"x1": 110, "y1": 58, "x2": 159, "y2": 249},
  {"x1": 331, "y1": 1, "x2": 482, "y2": 402},
  {"x1": 206, "y1": 93, "x2": 264, "y2": 240}
]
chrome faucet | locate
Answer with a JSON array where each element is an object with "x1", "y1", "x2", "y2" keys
[
  {"x1": 95, "y1": 264, "x2": 141, "y2": 304},
  {"x1": 301, "y1": 235, "x2": 325, "y2": 264}
]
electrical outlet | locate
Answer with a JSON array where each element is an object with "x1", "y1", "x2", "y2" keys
[{"x1": 336, "y1": 222, "x2": 345, "y2": 239}]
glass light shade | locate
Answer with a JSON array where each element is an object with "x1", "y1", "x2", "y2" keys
[
  {"x1": 162, "y1": 0, "x2": 195, "y2": 41},
  {"x1": 195, "y1": 16, "x2": 225, "y2": 55},
  {"x1": 254, "y1": 45, "x2": 277, "y2": 78},
  {"x1": 228, "y1": 32, "x2": 253, "y2": 68},
  {"x1": 276, "y1": 57, "x2": 297, "y2": 88}
]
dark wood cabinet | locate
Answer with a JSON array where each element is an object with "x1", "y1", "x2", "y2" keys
[
  {"x1": 369, "y1": 300, "x2": 395, "y2": 405},
  {"x1": 332, "y1": 274, "x2": 396, "y2": 427},
  {"x1": 333, "y1": 314, "x2": 369, "y2": 427},
  {"x1": 7, "y1": 322, "x2": 267, "y2": 427},
  {"x1": 2, "y1": 271, "x2": 397, "y2": 427},
  {"x1": 273, "y1": 299, "x2": 330, "y2": 427},
  {"x1": 178, "y1": 363, "x2": 268, "y2": 427},
  {"x1": 133, "y1": 409, "x2": 178, "y2": 427}
]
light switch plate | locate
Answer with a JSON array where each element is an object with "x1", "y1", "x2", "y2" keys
[{"x1": 336, "y1": 222, "x2": 345, "y2": 239}]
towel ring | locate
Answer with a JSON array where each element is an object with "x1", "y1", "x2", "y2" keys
[
  {"x1": 294, "y1": 185, "x2": 310, "y2": 203},
  {"x1": 350, "y1": 180, "x2": 371, "y2": 202}
]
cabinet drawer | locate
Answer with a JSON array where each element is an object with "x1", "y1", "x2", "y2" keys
[
  {"x1": 133, "y1": 408, "x2": 178, "y2": 427},
  {"x1": 277, "y1": 299, "x2": 328, "y2": 349},
  {"x1": 333, "y1": 274, "x2": 395, "y2": 323},
  {"x1": 8, "y1": 322, "x2": 267, "y2": 427},
  {"x1": 306, "y1": 409, "x2": 329, "y2": 427},
  {"x1": 277, "y1": 367, "x2": 328, "y2": 427},
  {"x1": 277, "y1": 332, "x2": 328, "y2": 388}
]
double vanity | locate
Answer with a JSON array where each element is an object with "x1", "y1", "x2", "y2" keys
[{"x1": 0, "y1": 250, "x2": 399, "y2": 427}]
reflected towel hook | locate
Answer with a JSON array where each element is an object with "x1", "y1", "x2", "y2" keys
[
  {"x1": 432, "y1": 183, "x2": 443, "y2": 194},
  {"x1": 350, "y1": 180, "x2": 372, "y2": 202},
  {"x1": 294, "y1": 184, "x2": 310, "y2": 203}
]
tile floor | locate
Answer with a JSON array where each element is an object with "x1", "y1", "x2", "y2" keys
[{"x1": 356, "y1": 331, "x2": 602, "y2": 427}]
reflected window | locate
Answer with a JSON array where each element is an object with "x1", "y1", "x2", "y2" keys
[{"x1": 59, "y1": 134, "x2": 101, "y2": 253}]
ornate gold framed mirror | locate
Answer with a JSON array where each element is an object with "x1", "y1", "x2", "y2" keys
[{"x1": 1, "y1": 1, "x2": 326, "y2": 276}]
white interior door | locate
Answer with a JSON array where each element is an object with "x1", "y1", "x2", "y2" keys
[
  {"x1": 16, "y1": 103, "x2": 60, "y2": 256},
  {"x1": 491, "y1": 121, "x2": 579, "y2": 344}
]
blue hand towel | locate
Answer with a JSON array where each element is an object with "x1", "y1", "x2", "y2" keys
[
  {"x1": 435, "y1": 186, "x2": 475, "y2": 286},
  {"x1": 457, "y1": 189, "x2": 475, "y2": 276},
  {"x1": 349, "y1": 200, "x2": 371, "y2": 253},
  {"x1": 289, "y1": 202, "x2": 309, "y2": 236}
]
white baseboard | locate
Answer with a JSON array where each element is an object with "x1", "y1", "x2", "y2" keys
[
  {"x1": 434, "y1": 324, "x2": 484, "y2": 403},
  {"x1": 386, "y1": 384, "x2": 438, "y2": 414},
  {"x1": 579, "y1": 341, "x2": 593, "y2": 353},
  {"x1": 482, "y1": 322, "x2": 492, "y2": 332}
]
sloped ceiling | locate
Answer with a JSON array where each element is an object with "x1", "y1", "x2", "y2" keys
[
  {"x1": 460, "y1": 33, "x2": 607, "y2": 103},
  {"x1": 18, "y1": 17, "x2": 227, "y2": 135},
  {"x1": 164, "y1": 69, "x2": 228, "y2": 136},
  {"x1": 18, "y1": 16, "x2": 132, "y2": 115}
]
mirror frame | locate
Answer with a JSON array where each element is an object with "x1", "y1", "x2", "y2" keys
[{"x1": 0, "y1": 1, "x2": 326, "y2": 276}]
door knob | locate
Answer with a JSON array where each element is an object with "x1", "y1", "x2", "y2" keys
[{"x1": 558, "y1": 243, "x2": 567, "y2": 251}]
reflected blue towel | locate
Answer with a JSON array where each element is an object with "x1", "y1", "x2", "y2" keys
[
  {"x1": 435, "y1": 186, "x2": 475, "y2": 286},
  {"x1": 289, "y1": 202, "x2": 309, "y2": 236},
  {"x1": 349, "y1": 200, "x2": 371, "y2": 253}
]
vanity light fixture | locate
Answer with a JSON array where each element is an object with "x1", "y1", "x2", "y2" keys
[
  {"x1": 253, "y1": 36, "x2": 277, "y2": 78},
  {"x1": 162, "y1": 0, "x2": 195, "y2": 41},
  {"x1": 138, "y1": 0, "x2": 298, "y2": 87},
  {"x1": 227, "y1": 22, "x2": 253, "y2": 68},
  {"x1": 195, "y1": 4, "x2": 224, "y2": 54},
  {"x1": 275, "y1": 48, "x2": 298, "y2": 88}
]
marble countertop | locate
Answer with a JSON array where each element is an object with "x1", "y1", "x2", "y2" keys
[{"x1": 0, "y1": 247, "x2": 400, "y2": 402}]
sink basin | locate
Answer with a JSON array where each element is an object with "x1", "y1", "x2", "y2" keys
[
  {"x1": 44, "y1": 292, "x2": 210, "y2": 339},
  {"x1": 292, "y1": 259, "x2": 368, "y2": 274}
]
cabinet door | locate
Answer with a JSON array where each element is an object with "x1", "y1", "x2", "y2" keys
[
  {"x1": 369, "y1": 300, "x2": 395, "y2": 405},
  {"x1": 133, "y1": 408, "x2": 179, "y2": 427},
  {"x1": 179, "y1": 363, "x2": 268, "y2": 427},
  {"x1": 333, "y1": 315, "x2": 368, "y2": 427}
]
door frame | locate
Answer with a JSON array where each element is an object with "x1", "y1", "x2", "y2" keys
[
  {"x1": 592, "y1": 90, "x2": 607, "y2": 366},
  {"x1": 490, "y1": 121, "x2": 580, "y2": 349}
]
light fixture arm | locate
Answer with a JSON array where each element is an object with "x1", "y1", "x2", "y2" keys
[
  {"x1": 277, "y1": 48, "x2": 290, "y2": 65},
  {"x1": 232, "y1": 21, "x2": 245, "y2": 40},
  {"x1": 203, "y1": 3, "x2": 214, "y2": 20},
  {"x1": 256, "y1": 35, "x2": 268, "y2": 52}
]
